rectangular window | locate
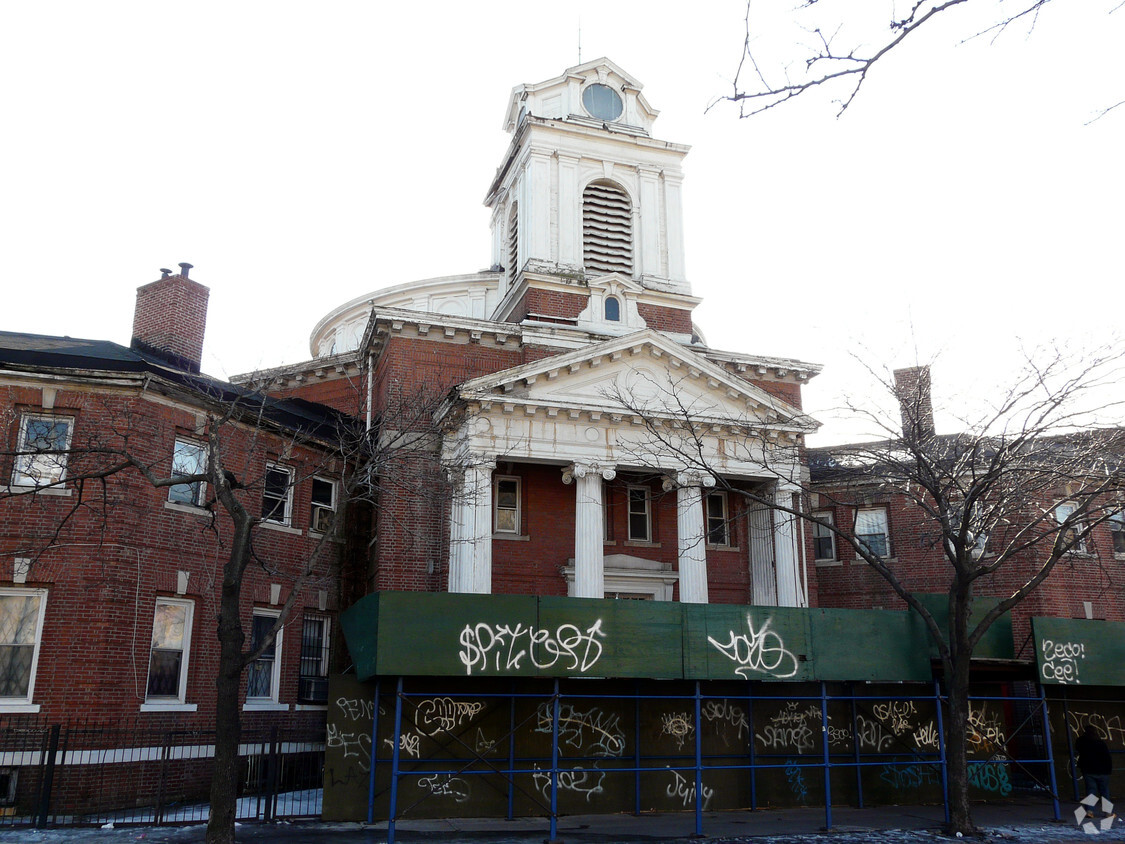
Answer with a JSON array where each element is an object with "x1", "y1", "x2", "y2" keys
[
  {"x1": 146, "y1": 598, "x2": 193, "y2": 703},
  {"x1": 298, "y1": 615, "x2": 330, "y2": 705},
  {"x1": 706, "y1": 492, "x2": 729, "y2": 546},
  {"x1": 813, "y1": 512, "x2": 836, "y2": 561},
  {"x1": 262, "y1": 465, "x2": 293, "y2": 525},
  {"x1": 0, "y1": 588, "x2": 47, "y2": 705},
  {"x1": 627, "y1": 486, "x2": 651, "y2": 542},
  {"x1": 855, "y1": 507, "x2": 889, "y2": 558},
  {"x1": 168, "y1": 440, "x2": 207, "y2": 507},
  {"x1": 494, "y1": 476, "x2": 520, "y2": 534},
  {"x1": 310, "y1": 477, "x2": 336, "y2": 533},
  {"x1": 1055, "y1": 502, "x2": 1087, "y2": 554},
  {"x1": 12, "y1": 415, "x2": 73, "y2": 487},
  {"x1": 247, "y1": 611, "x2": 282, "y2": 702},
  {"x1": 1111, "y1": 511, "x2": 1125, "y2": 555}
]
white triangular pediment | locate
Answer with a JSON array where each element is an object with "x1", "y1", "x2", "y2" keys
[{"x1": 458, "y1": 330, "x2": 814, "y2": 432}]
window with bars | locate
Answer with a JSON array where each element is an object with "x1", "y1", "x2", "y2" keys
[
  {"x1": 582, "y1": 180, "x2": 632, "y2": 276},
  {"x1": 246, "y1": 612, "x2": 281, "y2": 702},
  {"x1": 298, "y1": 615, "x2": 330, "y2": 705}
]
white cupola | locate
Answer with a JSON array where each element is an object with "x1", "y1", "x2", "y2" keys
[{"x1": 485, "y1": 58, "x2": 692, "y2": 305}]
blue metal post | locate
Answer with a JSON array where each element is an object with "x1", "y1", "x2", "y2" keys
[
  {"x1": 820, "y1": 682, "x2": 833, "y2": 830},
  {"x1": 1039, "y1": 682, "x2": 1062, "y2": 821},
  {"x1": 507, "y1": 680, "x2": 517, "y2": 820},
  {"x1": 387, "y1": 676, "x2": 404, "y2": 844},
  {"x1": 934, "y1": 680, "x2": 950, "y2": 826},
  {"x1": 367, "y1": 678, "x2": 380, "y2": 825},
  {"x1": 549, "y1": 679, "x2": 561, "y2": 842},
  {"x1": 748, "y1": 682, "x2": 758, "y2": 810},
  {"x1": 634, "y1": 682, "x2": 642, "y2": 816},
  {"x1": 694, "y1": 680, "x2": 704, "y2": 837}
]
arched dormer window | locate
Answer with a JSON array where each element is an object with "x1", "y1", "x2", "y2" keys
[
  {"x1": 507, "y1": 203, "x2": 519, "y2": 286},
  {"x1": 583, "y1": 180, "x2": 632, "y2": 276},
  {"x1": 604, "y1": 296, "x2": 621, "y2": 321}
]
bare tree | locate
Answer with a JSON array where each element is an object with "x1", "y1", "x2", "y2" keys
[
  {"x1": 722, "y1": 0, "x2": 1124, "y2": 121},
  {"x1": 610, "y1": 343, "x2": 1125, "y2": 835},
  {"x1": 1, "y1": 370, "x2": 457, "y2": 844}
]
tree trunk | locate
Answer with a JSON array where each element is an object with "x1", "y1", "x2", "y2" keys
[
  {"x1": 945, "y1": 657, "x2": 976, "y2": 836},
  {"x1": 206, "y1": 572, "x2": 246, "y2": 844}
]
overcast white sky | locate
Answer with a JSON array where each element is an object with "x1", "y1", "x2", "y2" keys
[{"x1": 2, "y1": 2, "x2": 1120, "y2": 443}]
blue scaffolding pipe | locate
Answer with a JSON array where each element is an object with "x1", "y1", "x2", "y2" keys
[
  {"x1": 387, "y1": 676, "x2": 404, "y2": 844},
  {"x1": 1038, "y1": 682, "x2": 1062, "y2": 821}
]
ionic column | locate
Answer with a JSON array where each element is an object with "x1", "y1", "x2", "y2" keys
[
  {"x1": 562, "y1": 462, "x2": 616, "y2": 598},
  {"x1": 667, "y1": 470, "x2": 715, "y2": 604},
  {"x1": 773, "y1": 485, "x2": 803, "y2": 607},
  {"x1": 449, "y1": 460, "x2": 495, "y2": 594}
]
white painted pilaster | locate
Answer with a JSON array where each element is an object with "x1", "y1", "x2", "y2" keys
[
  {"x1": 638, "y1": 167, "x2": 661, "y2": 278},
  {"x1": 563, "y1": 462, "x2": 616, "y2": 598},
  {"x1": 557, "y1": 154, "x2": 581, "y2": 267},
  {"x1": 528, "y1": 151, "x2": 552, "y2": 264},
  {"x1": 669, "y1": 470, "x2": 715, "y2": 603},
  {"x1": 663, "y1": 172, "x2": 686, "y2": 283},
  {"x1": 449, "y1": 461, "x2": 495, "y2": 594},
  {"x1": 773, "y1": 486, "x2": 803, "y2": 607}
]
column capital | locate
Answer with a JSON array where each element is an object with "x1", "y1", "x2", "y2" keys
[
  {"x1": 562, "y1": 462, "x2": 616, "y2": 484},
  {"x1": 663, "y1": 470, "x2": 716, "y2": 491}
]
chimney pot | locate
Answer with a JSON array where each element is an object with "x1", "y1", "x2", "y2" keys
[
  {"x1": 159, "y1": 268, "x2": 172, "y2": 279},
  {"x1": 178, "y1": 262, "x2": 193, "y2": 279}
]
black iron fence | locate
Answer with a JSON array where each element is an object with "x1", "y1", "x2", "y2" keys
[{"x1": 0, "y1": 714, "x2": 324, "y2": 828}]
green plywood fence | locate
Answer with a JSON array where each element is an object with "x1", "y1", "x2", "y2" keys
[
  {"x1": 1033, "y1": 617, "x2": 1125, "y2": 686},
  {"x1": 340, "y1": 592, "x2": 941, "y2": 683},
  {"x1": 909, "y1": 594, "x2": 1015, "y2": 661}
]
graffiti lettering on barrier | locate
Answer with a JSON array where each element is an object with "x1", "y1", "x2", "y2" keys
[
  {"x1": 785, "y1": 759, "x2": 808, "y2": 804},
  {"x1": 855, "y1": 715, "x2": 894, "y2": 752},
  {"x1": 880, "y1": 764, "x2": 939, "y2": 790},
  {"x1": 533, "y1": 763, "x2": 607, "y2": 802},
  {"x1": 1042, "y1": 639, "x2": 1086, "y2": 685},
  {"x1": 326, "y1": 723, "x2": 372, "y2": 771},
  {"x1": 661, "y1": 712, "x2": 694, "y2": 750},
  {"x1": 871, "y1": 700, "x2": 918, "y2": 736},
  {"x1": 826, "y1": 721, "x2": 852, "y2": 748},
  {"x1": 967, "y1": 762, "x2": 1012, "y2": 796},
  {"x1": 708, "y1": 616, "x2": 799, "y2": 679},
  {"x1": 665, "y1": 768, "x2": 714, "y2": 810},
  {"x1": 1066, "y1": 711, "x2": 1125, "y2": 747},
  {"x1": 913, "y1": 721, "x2": 940, "y2": 749},
  {"x1": 335, "y1": 697, "x2": 377, "y2": 722},
  {"x1": 418, "y1": 774, "x2": 471, "y2": 803},
  {"x1": 535, "y1": 703, "x2": 626, "y2": 758},
  {"x1": 475, "y1": 727, "x2": 497, "y2": 754},
  {"x1": 967, "y1": 705, "x2": 1006, "y2": 754},
  {"x1": 701, "y1": 699, "x2": 749, "y2": 744},
  {"x1": 458, "y1": 619, "x2": 605, "y2": 675},
  {"x1": 383, "y1": 732, "x2": 421, "y2": 758},
  {"x1": 414, "y1": 697, "x2": 485, "y2": 736},
  {"x1": 756, "y1": 703, "x2": 821, "y2": 753}
]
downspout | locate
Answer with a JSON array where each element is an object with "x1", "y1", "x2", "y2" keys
[
  {"x1": 365, "y1": 352, "x2": 374, "y2": 431},
  {"x1": 799, "y1": 506, "x2": 809, "y2": 608}
]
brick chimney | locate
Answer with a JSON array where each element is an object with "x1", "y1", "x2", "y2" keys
[
  {"x1": 131, "y1": 263, "x2": 209, "y2": 373},
  {"x1": 893, "y1": 365, "x2": 935, "y2": 441}
]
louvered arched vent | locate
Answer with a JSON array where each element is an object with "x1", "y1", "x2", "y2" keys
[
  {"x1": 582, "y1": 180, "x2": 632, "y2": 276},
  {"x1": 507, "y1": 203, "x2": 519, "y2": 285}
]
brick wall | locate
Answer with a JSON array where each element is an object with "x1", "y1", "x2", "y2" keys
[{"x1": 635, "y1": 303, "x2": 693, "y2": 335}]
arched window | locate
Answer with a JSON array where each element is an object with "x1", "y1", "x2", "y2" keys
[
  {"x1": 583, "y1": 180, "x2": 632, "y2": 276},
  {"x1": 507, "y1": 203, "x2": 519, "y2": 285},
  {"x1": 604, "y1": 295, "x2": 621, "y2": 322}
]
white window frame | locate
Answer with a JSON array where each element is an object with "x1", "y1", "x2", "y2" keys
[
  {"x1": 627, "y1": 485, "x2": 651, "y2": 542},
  {"x1": 0, "y1": 587, "x2": 48, "y2": 712},
  {"x1": 310, "y1": 477, "x2": 337, "y2": 534},
  {"x1": 262, "y1": 464, "x2": 294, "y2": 526},
  {"x1": 855, "y1": 507, "x2": 890, "y2": 559},
  {"x1": 1111, "y1": 510, "x2": 1125, "y2": 556},
  {"x1": 812, "y1": 511, "x2": 837, "y2": 562},
  {"x1": 298, "y1": 614, "x2": 331, "y2": 706},
  {"x1": 493, "y1": 475, "x2": 521, "y2": 535},
  {"x1": 705, "y1": 492, "x2": 729, "y2": 547},
  {"x1": 11, "y1": 414, "x2": 74, "y2": 488},
  {"x1": 143, "y1": 597, "x2": 194, "y2": 709},
  {"x1": 245, "y1": 609, "x2": 284, "y2": 709},
  {"x1": 167, "y1": 439, "x2": 207, "y2": 508},
  {"x1": 1055, "y1": 502, "x2": 1088, "y2": 554}
]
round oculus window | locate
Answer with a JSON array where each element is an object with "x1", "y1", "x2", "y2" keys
[{"x1": 582, "y1": 84, "x2": 623, "y2": 121}]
